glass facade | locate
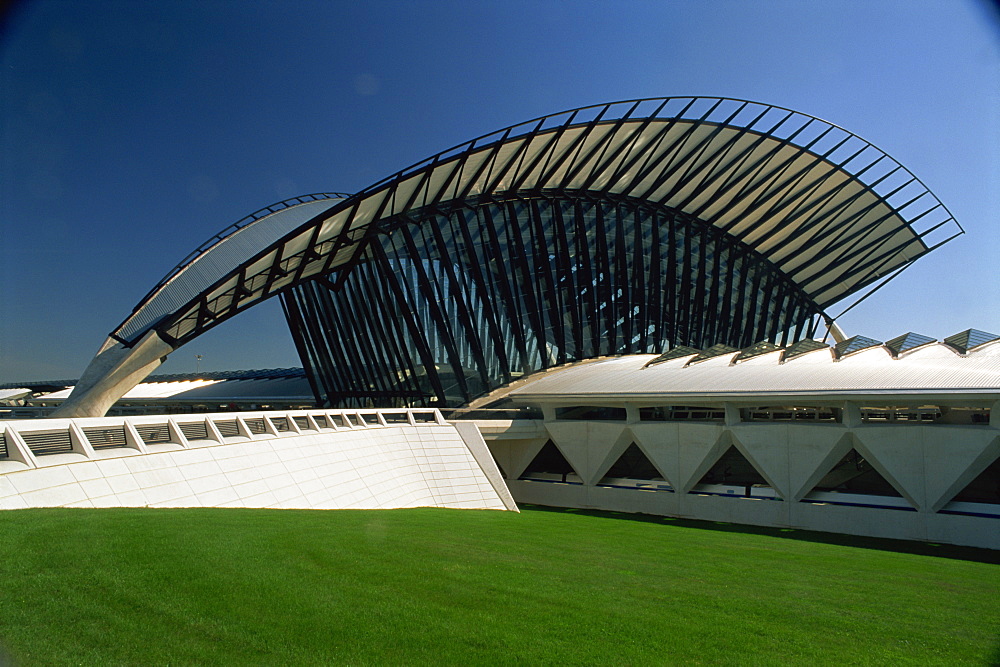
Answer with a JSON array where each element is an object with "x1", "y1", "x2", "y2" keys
[{"x1": 282, "y1": 193, "x2": 819, "y2": 407}]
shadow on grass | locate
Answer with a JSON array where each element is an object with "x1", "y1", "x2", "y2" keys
[{"x1": 519, "y1": 504, "x2": 1000, "y2": 565}]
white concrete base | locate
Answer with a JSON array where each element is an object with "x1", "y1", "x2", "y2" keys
[{"x1": 0, "y1": 410, "x2": 514, "y2": 512}]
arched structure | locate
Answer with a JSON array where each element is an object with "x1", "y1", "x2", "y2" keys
[{"x1": 55, "y1": 97, "x2": 962, "y2": 416}]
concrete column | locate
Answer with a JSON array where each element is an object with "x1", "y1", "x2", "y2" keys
[
  {"x1": 52, "y1": 331, "x2": 174, "y2": 418},
  {"x1": 625, "y1": 405, "x2": 640, "y2": 424},
  {"x1": 842, "y1": 402, "x2": 862, "y2": 428},
  {"x1": 724, "y1": 403, "x2": 741, "y2": 427}
]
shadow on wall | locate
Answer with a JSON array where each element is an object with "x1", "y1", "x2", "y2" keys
[{"x1": 519, "y1": 504, "x2": 1000, "y2": 566}]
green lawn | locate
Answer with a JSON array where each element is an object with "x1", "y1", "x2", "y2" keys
[{"x1": 0, "y1": 505, "x2": 996, "y2": 666}]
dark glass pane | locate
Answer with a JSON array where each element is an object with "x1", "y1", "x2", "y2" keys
[{"x1": 284, "y1": 195, "x2": 819, "y2": 407}]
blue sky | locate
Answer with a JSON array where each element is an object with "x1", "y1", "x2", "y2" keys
[{"x1": 1, "y1": 0, "x2": 998, "y2": 381}]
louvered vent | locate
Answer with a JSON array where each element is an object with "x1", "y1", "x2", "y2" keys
[
  {"x1": 293, "y1": 416, "x2": 313, "y2": 431},
  {"x1": 83, "y1": 426, "x2": 127, "y2": 450},
  {"x1": 382, "y1": 412, "x2": 410, "y2": 424},
  {"x1": 244, "y1": 418, "x2": 267, "y2": 434},
  {"x1": 136, "y1": 424, "x2": 171, "y2": 445},
  {"x1": 0, "y1": 431, "x2": 7, "y2": 459},
  {"x1": 270, "y1": 417, "x2": 291, "y2": 432},
  {"x1": 179, "y1": 421, "x2": 209, "y2": 441},
  {"x1": 21, "y1": 430, "x2": 73, "y2": 456},
  {"x1": 214, "y1": 420, "x2": 240, "y2": 437}
]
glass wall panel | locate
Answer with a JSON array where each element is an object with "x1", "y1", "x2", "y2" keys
[{"x1": 283, "y1": 194, "x2": 818, "y2": 407}]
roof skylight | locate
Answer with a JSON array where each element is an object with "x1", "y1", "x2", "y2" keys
[
  {"x1": 781, "y1": 339, "x2": 829, "y2": 362},
  {"x1": 835, "y1": 336, "x2": 883, "y2": 358},
  {"x1": 944, "y1": 329, "x2": 1000, "y2": 354},
  {"x1": 688, "y1": 344, "x2": 739, "y2": 365},
  {"x1": 734, "y1": 341, "x2": 781, "y2": 363},
  {"x1": 643, "y1": 346, "x2": 700, "y2": 368},
  {"x1": 884, "y1": 332, "x2": 935, "y2": 357}
]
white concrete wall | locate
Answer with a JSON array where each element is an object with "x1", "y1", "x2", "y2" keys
[
  {"x1": 480, "y1": 408, "x2": 1000, "y2": 550},
  {"x1": 0, "y1": 409, "x2": 515, "y2": 512}
]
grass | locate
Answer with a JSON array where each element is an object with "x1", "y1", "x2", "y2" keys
[{"x1": 0, "y1": 505, "x2": 997, "y2": 666}]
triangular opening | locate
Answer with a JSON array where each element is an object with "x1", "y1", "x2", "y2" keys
[
  {"x1": 801, "y1": 448, "x2": 913, "y2": 511},
  {"x1": 597, "y1": 443, "x2": 672, "y2": 491},
  {"x1": 519, "y1": 440, "x2": 581, "y2": 484},
  {"x1": 951, "y1": 456, "x2": 1000, "y2": 504},
  {"x1": 688, "y1": 445, "x2": 778, "y2": 499},
  {"x1": 940, "y1": 455, "x2": 1000, "y2": 516}
]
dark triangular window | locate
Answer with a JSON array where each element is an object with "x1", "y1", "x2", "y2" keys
[
  {"x1": 696, "y1": 446, "x2": 767, "y2": 486},
  {"x1": 689, "y1": 445, "x2": 775, "y2": 498},
  {"x1": 949, "y1": 456, "x2": 1000, "y2": 506},
  {"x1": 519, "y1": 440, "x2": 579, "y2": 483},
  {"x1": 598, "y1": 443, "x2": 665, "y2": 485},
  {"x1": 808, "y1": 448, "x2": 901, "y2": 498}
]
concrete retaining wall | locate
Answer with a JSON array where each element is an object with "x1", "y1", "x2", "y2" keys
[{"x1": 480, "y1": 416, "x2": 999, "y2": 550}]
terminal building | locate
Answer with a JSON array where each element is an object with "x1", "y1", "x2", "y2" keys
[{"x1": 1, "y1": 97, "x2": 996, "y2": 549}]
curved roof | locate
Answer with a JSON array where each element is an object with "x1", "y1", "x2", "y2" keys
[
  {"x1": 509, "y1": 337, "x2": 1000, "y2": 402},
  {"x1": 112, "y1": 97, "x2": 962, "y2": 348},
  {"x1": 114, "y1": 193, "x2": 349, "y2": 343}
]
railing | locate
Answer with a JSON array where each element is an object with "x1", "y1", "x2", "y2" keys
[{"x1": 0, "y1": 408, "x2": 447, "y2": 468}]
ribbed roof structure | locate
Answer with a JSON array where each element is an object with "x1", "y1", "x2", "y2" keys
[{"x1": 110, "y1": 97, "x2": 961, "y2": 349}]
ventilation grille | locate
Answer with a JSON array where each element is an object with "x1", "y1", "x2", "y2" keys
[
  {"x1": 179, "y1": 421, "x2": 209, "y2": 441},
  {"x1": 214, "y1": 420, "x2": 240, "y2": 437},
  {"x1": 293, "y1": 416, "x2": 313, "y2": 431},
  {"x1": 21, "y1": 430, "x2": 73, "y2": 456},
  {"x1": 0, "y1": 431, "x2": 7, "y2": 459},
  {"x1": 244, "y1": 418, "x2": 267, "y2": 434},
  {"x1": 270, "y1": 417, "x2": 291, "y2": 432},
  {"x1": 83, "y1": 426, "x2": 127, "y2": 450},
  {"x1": 136, "y1": 424, "x2": 171, "y2": 445}
]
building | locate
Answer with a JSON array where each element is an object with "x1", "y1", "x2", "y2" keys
[
  {"x1": 1, "y1": 368, "x2": 315, "y2": 419},
  {"x1": 490, "y1": 331, "x2": 999, "y2": 547},
  {"x1": 53, "y1": 97, "x2": 961, "y2": 417},
  {"x1": 2, "y1": 97, "x2": 997, "y2": 548}
]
